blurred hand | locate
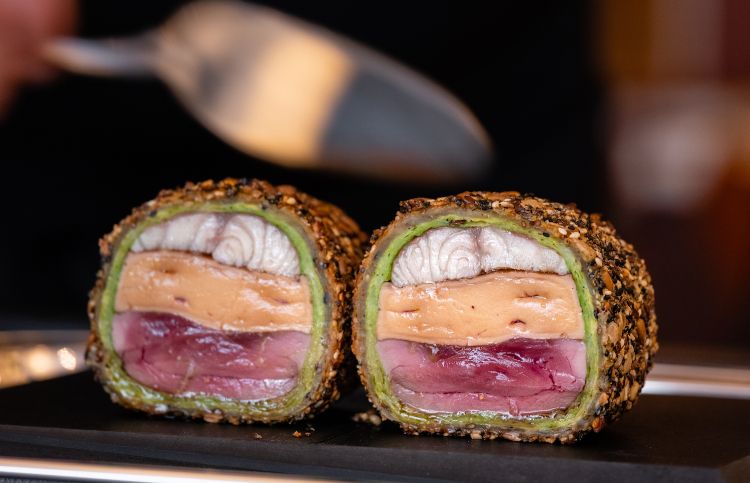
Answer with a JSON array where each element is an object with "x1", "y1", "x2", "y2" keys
[{"x1": 0, "y1": 0, "x2": 77, "y2": 115}]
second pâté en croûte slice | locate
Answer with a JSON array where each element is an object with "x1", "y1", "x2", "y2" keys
[{"x1": 353, "y1": 191, "x2": 657, "y2": 443}]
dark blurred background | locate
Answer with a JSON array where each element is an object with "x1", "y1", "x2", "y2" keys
[{"x1": 0, "y1": 0, "x2": 748, "y2": 352}]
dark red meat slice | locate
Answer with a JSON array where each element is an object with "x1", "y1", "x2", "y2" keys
[
  {"x1": 378, "y1": 338, "x2": 586, "y2": 415},
  {"x1": 112, "y1": 311, "x2": 309, "y2": 401}
]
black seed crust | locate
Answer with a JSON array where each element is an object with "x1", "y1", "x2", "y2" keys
[
  {"x1": 88, "y1": 178, "x2": 367, "y2": 424},
  {"x1": 352, "y1": 191, "x2": 658, "y2": 443}
]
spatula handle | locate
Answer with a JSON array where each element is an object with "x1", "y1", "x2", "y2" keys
[{"x1": 43, "y1": 34, "x2": 156, "y2": 77}]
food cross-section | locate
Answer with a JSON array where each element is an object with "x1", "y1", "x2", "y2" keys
[
  {"x1": 89, "y1": 178, "x2": 366, "y2": 424},
  {"x1": 354, "y1": 192, "x2": 657, "y2": 443},
  {"x1": 113, "y1": 213, "x2": 312, "y2": 401},
  {"x1": 377, "y1": 226, "x2": 586, "y2": 415}
]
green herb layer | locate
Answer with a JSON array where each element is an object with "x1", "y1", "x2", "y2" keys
[
  {"x1": 364, "y1": 215, "x2": 599, "y2": 430},
  {"x1": 98, "y1": 202, "x2": 326, "y2": 419}
]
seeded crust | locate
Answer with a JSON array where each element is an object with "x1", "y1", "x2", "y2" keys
[
  {"x1": 88, "y1": 178, "x2": 366, "y2": 424},
  {"x1": 352, "y1": 191, "x2": 658, "y2": 443}
]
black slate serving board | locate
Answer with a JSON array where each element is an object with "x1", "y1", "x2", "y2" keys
[{"x1": 0, "y1": 372, "x2": 747, "y2": 482}]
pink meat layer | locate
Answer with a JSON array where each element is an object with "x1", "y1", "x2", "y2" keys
[
  {"x1": 378, "y1": 338, "x2": 586, "y2": 415},
  {"x1": 112, "y1": 311, "x2": 310, "y2": 401}
]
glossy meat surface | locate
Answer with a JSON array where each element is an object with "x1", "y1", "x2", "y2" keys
[
  {"x1": 113, "y1": 311, "x2": 310, "y2": 401},
  {"x1": 378, "y1": 337, "x2": 585, "y2": 415}
]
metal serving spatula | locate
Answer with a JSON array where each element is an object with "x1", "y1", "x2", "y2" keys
[{"x1": 44, "y1": 0, "x2": 492, "y2": 182}]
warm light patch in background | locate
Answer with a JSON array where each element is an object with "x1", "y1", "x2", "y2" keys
[{"x1": 599, "y1": 0, "x2": 750, "y2": 345}]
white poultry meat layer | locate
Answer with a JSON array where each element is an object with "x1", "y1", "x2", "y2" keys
[
  {"x1": 391, "y1": 226, "x2": 568, "y2": 287},
  {"x1": 131, "y1": 213, "x2": 300, "y2": 277}
]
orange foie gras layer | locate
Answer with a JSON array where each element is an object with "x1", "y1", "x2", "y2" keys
[
  {"x1": 378, "y1": 270, "x2": 584, "y2": 346},
  {"x1": 115, "y1": 250, "x2": 313, "y2": 333}
]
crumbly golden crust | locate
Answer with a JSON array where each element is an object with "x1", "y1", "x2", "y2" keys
[
  {"x1": 88, "y1": 178, "x2": 366, "y2": 424},
  {"x1": 352, "y1": 191, "x2": 658, "y2": 443}
]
